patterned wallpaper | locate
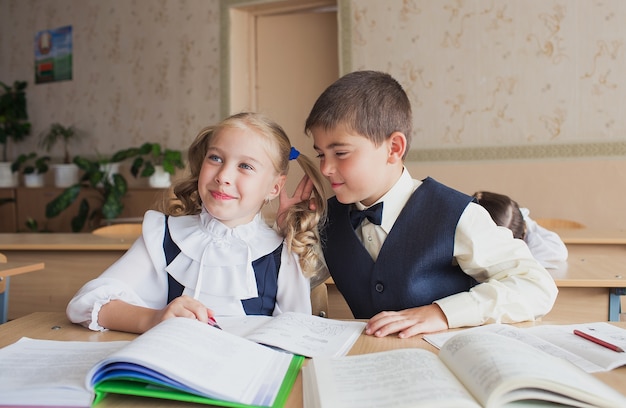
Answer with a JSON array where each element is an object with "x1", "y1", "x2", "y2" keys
[
  {"x1": 3, "y1": 0, "x2": 626, "y2": 162},
  {"x1": 0, "y1": 0, "x2": 220, "y2": 162},
  {"x1": 344, "y1": 0, "x2": 626, "y2": 160}
]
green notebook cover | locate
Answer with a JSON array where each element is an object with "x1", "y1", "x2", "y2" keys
[{"x1": 92, "y1": 354, "x2": 305, "y2": 408}]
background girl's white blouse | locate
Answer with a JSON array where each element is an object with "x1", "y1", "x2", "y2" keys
[{"x1": 521, "y1": 208, "x2": 569, "y2": 268}]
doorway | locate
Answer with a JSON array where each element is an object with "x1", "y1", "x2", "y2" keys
[{"x1": 227, "y1": 1, "x2": 338, "y2": 201}]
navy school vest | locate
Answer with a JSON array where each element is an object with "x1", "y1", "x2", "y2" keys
[
  {"x1": 321, "y1": 177, "x2": 478, "y2": 319},
  {"x1": 163, "y1": 217, "x2": 282, "y2": 315}
]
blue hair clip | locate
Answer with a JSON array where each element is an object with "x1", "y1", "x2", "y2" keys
[{"x1": 289, "y1": 146, "x2": 300, "y2": 161}]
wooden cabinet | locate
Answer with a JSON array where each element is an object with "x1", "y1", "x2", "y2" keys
[
  {"x1": 0, "y1": 188, "x2": 16, "y2": 232},
  {"x1": 1, "y1": 187, "x2": 166, "y2": 232}
]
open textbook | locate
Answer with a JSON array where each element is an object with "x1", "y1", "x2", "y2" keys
[
  {"x1": 218, "y1": 312, "x2": 365, "y2": 357},
  {"x1": 0, "y1": 317, "x2": 303, "y2": 407},
  {"x1": 302, "y1": 330, "x2": 626, "y2": 408},
  {"x1": 423, "y1": 322, "x2": 626, "y2": 373}
]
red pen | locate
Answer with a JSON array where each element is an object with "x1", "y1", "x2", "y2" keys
[
  {"x1": 208, "y1": 316, "x2": 222, "y2": 330},
  {"x1": 573, "y1": 329, "x2": 624, "y2": 352}
]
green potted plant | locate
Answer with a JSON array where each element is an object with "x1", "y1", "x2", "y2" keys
[
  {"x1": 0, "y1": 80, "x2": 31, "y2": 187},
  {"x1": 39, "y1": 123, "x2": 82, "y2": 187},
  {"x1": 11, "y1": 152, "x2": 51, "y2": 187},
  {"x1": 45, "y1": 154, "x2": 128, "y2": 232},
  {"x1": 116, "y1": 142, "x2": 185, "y2": 188}
]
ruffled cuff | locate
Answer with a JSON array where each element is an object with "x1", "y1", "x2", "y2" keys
[
  {"x1": 66, "y1": 279, "x2": 147, "y2": 331},
  {"x1": 87, "y1": 297, "x2": 117, "y2": 332}
]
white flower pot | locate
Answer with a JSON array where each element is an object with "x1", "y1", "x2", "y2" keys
[
  {"x1": 53, "y1": 163, "x2": 80, "y2": 187},
  {"x1": 23, "y1": 173, "x2": 45, "y2": 188},
  {"x1": 149, "y1": 165, "x2": 171, "y2": 188},
  {"x1": 0, "y1": 162, "x2": 18, "y2": 187}
]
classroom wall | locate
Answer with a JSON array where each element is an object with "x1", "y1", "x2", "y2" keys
[
  {"x1": 342, "y1": 0, "x2": 626, "y2": 229},
  {"x1": 408, "y1": 158, "x2": 626, "y2": 229},
  {"x1": 0, "y1": 0, "x2": 221, "y2": 161},
  {"x1": 2, "y1": 0, "x2": 625, "y2": 228}
]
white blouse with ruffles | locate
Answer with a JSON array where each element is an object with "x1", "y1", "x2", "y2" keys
[
  {"x1": 521, "y1": 208, "x2": 569, "y2": 268},
  {"x1": 66, "y1": 209, "x2": 311, "y2": 331}
]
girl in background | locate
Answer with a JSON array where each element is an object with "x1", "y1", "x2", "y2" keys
[{"x1": 473, "y1": 190, "x2": 568, "y2": 268}]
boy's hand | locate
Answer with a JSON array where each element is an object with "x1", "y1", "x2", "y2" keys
[
  {"x1": 277, "y1": 175, "x2": 316, "y2": 230},
  {"x1": 365, "y1": 304, "x2": 449, "y2": 338}
]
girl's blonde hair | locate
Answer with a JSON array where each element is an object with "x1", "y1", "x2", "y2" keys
[{"x1": 162, "y1": 112, "x2": 327, "y2": 278}]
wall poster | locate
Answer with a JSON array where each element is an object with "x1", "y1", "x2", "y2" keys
[{"x1": 34, "y1": 25, "x2": 73, "y2": 84}]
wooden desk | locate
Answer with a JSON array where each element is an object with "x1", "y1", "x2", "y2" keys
[
  {"x1": 553, "y1": 228, "x2": 626, "y2": 245},
  {"x1": 0, "y1": 233, "x2": 137, "y2": 250},
  {"x1": 549, "y1": 229, "x2": 626, "y2": 321},
  {"x1": 0, "y1": 261, "x2": 46, "y2": 277},
  {"x1": 0, "y1": 233, "x2": 135, "y2": 320},
  {"x1": 1, "y1": 312, "x2": 624, "y2": 406},
  {"x1": 544, "y1": 245, "x2": 626, "y2": 322},
  {"x1": 0, "y1": 261, "x2": 45, "y2": 323}
]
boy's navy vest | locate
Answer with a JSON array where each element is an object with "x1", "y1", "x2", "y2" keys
[
  {"x1": 321, "y1": 177, "x2": 478, "y2": 319},
  {"x1": 163, "y1": 218, "x2": 282, "y2": 315}
]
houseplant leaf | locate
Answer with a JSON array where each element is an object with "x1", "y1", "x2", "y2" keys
[
  {"x1": 45, "y1": 184, "x2": 81, "y2": 218},
  {"x1": 71, "y1": 198, "x2": 90, "y2": 232}
]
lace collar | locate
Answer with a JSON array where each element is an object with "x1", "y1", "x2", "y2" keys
[{"x1": 165, "y1": 208, "x2": 283, "y2": 300}]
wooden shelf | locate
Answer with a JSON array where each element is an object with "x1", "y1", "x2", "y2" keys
[{"x1": 0, "y1": 187, "x2": 166, "y2": 232}]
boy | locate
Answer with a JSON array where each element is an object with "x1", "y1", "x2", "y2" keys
[{"x1": 284, "y1": 70, "x2": 557, "y2": 339}]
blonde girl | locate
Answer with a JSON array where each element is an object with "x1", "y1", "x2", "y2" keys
[{"x1": 67, "y1": 112, "x2": 327, "y2": 333}]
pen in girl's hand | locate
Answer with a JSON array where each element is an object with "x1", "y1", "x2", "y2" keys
[{"x1": 208, "y1": 316, "x2": 222, "y2": 330}]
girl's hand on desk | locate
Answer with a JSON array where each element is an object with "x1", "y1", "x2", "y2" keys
[
  {"x1": 365, "y1": 304, "x2": 449, "y2": 338},
  {"x1": 157, "y1": 295, "x2": 213, "y2": 325},
  {"x1": 99, "y1": 297, "x2": 215, "y2": 334}
]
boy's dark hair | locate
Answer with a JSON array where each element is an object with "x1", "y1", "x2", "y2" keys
[
  {"x1": 304, "y1": 70, "x2": 413, "y2": 157},
  {"x1": 473, "y1": 191, "x2": 526, "y2": 240}
]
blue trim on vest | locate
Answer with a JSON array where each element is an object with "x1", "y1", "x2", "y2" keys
[
  {"x1": 321, "y1": 177, "x2": 478, "y2": 319},
  {"x1": 162, "y1": 216, "x2": 282, "y2": 315}
]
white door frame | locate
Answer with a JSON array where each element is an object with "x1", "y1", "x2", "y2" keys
[{"x1": 220, "y1": 0, "x2": 344, "y2": 117}]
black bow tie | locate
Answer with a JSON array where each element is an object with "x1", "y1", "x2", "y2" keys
[{"x1": 350, "y1": 202, "x2": 383, "y2": 229}]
